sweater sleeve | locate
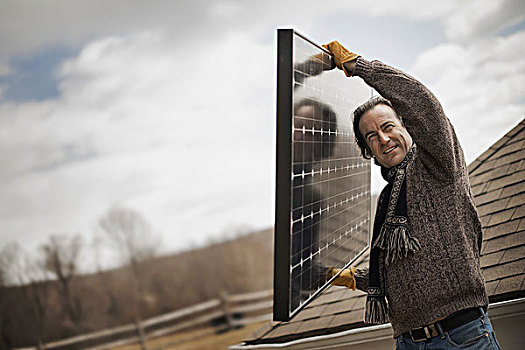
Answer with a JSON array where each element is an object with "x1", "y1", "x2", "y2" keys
[
  {"x1": 355, "y1": 267, "x2": 369, "y2": 292},
  {"x1": 353, "y1": 58, "x2": 464, "y2": 181}
]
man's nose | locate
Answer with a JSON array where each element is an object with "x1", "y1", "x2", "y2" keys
[{"x1": 378, "y1": 131, "x2": 390, "y2": 144}]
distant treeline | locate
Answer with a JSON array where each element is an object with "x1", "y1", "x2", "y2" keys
[{"x1": 0, "y1": 222, "x2": 273, "y2": 349}]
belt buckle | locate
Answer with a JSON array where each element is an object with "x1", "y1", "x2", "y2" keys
[{"x1": 410, "y1": 324, "x2": 438, "y2": 342}]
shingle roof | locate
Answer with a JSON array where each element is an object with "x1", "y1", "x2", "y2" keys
[
  {"x1": 245, "y1": 118, "x2": 525, "y2": 345},
  {"x1": 469, "y1": 119, "x2": 525, "y2": 302},
  {"x1": 244, "y1": 255, "x2": 370, "y2": 345}
]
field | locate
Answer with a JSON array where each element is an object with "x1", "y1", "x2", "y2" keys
[{"x1": 114, "y1": 322, "x2": 266, "y2": 350}]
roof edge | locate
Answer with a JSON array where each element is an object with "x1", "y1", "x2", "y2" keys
[
  {"x1": 229, "y1": 323, "x2": 392, "y2": 349},
  {"x1": 489, "y1": 290, "x2": 525, "y2": 304},
  {"x1": 230, "y1": 298, "x2": 525, "y2": 349},
  {"x1": 243, "y1": 321, "x2": 368, "y2": 346}
]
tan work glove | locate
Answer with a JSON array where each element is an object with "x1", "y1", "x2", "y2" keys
[
  {"x1": 322, "y1": 41, "x2": 360, "y2": 77},
  {"x1": 326, "y1": 266, "x2": 356, "y2": 291}
]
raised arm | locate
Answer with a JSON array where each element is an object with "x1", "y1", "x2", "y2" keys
[
  {"x1": 325, "y1": 41, "x2": 465, "y2": 181},
  {"x1": 354, "y1": 58, "x2": 463, "y2": 181}
]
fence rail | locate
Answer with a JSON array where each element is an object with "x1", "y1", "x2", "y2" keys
[{"x1": 17, "y1": 289, "x2": 273, "y2": 350}]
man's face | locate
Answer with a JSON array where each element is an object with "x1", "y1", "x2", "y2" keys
[{"x1": 358, "y1": 104, "x2": 413, "y2": 168}]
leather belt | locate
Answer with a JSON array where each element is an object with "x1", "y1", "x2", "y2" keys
[{"x1": 402, "y1": 305, "x2": 487, "y2": 343}]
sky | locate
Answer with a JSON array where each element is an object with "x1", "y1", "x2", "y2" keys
[{"x1": 0, "y1": 0, "x2": 524, "y2": 267}]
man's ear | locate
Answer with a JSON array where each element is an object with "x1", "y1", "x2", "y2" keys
[{"x1": 365, "y1": 144, "x2": 373, "y2": 159}]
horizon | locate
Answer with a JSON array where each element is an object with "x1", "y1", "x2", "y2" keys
[{"x1": 0, "y1": 0, "x2": 524, "y2": 267}]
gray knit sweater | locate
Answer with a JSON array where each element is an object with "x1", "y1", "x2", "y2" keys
[{"x1": 352, "y1": 58, "x2": 489, "y2": 337}]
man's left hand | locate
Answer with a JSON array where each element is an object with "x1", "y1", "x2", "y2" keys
[{"x1": 326, "y1": 266, "x2": 357, "y2": 290}]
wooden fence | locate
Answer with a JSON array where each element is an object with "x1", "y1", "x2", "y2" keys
[{"x1": 18, "y1": 290, "x2": 273, "y2": 350}]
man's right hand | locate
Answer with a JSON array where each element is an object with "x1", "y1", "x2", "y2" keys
[
  {"x1": 326, "y1": 266, "x2": 356, "y2": 291},
  {"x1": 322, "y1": 41, "x2": 360, "y2": 77}
]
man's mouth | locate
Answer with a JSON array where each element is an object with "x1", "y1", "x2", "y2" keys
[{"x1": 383, "y1": 145, "x2": 397, "y2": 154}]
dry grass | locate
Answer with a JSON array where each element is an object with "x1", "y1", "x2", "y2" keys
[{"x1": 114, "y1": 322, "x2": 267, "y2": 350}]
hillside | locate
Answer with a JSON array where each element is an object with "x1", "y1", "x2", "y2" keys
[{"x1": 0, "y1": 228, "x2": 274, "y2": 348}]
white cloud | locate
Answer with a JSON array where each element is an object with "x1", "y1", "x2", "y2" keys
[
  {"x1": 334, "y1": 0, "x2": 524, "y2": 42},
  {"x1": 349, "y1": 0, "x2": 458, "y2": 19},
  {"x1": 411, "y1": 29, "x2": 525, "y2": 162},
  {"x1": 1, "y1": 0, "x2": 522, "y2": 58},
  {"x1": 0, "y1": 0, "x2": 329, "y2": 63},
  {"x1": 0, "y1": 61, "x2": 9, "y2": 76},
  {"x1": 209, "y1": 0, "x2": 243, "y2": 18},
  {"x1": 0, "y1": 30, "x2": 275, "y2": 255},
  {"x1": 1, "y1": 0, "x2": 525, "y2": 258},
  {"x1": 0, "y1": 0, "x2": 210, "y2": 56},
  {"x1": 445, "y1": 0, "x2": 525, "y2": 41}
]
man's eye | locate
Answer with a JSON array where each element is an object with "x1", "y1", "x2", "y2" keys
[{"x1": 367, "y1": 134, "x2": 377, "y2": 141}]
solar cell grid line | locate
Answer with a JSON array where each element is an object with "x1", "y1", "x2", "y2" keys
[
  {"x1": 274, "y1": 29, "x2": 372, "y2": 322},
  {"x1": 290, "y1": 186, "x2": 369, "y2": 226}
]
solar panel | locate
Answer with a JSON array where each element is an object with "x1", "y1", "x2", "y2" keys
[{"x1": 274, "y1": 29, "x2": 372, "y2": 321}]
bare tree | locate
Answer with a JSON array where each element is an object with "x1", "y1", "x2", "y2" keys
[
  {"x1": 41, "y1": 234, "x2": 83, "y2": 326},
  {"x1": 98, "y1": 206, "x2": 160, "y2": 287},
  {"x1": 98, "y1": 206, "x2": 161, "y2": 350},
  {"x1": 91, "y1": 236, "x2": 120, "y2": 317},
  {"x1": 0, "y1": 242, "x2": 18, "y2": 349},
  {"x1": 0, "y1": 242, "x2": 50, "y2": 349}
]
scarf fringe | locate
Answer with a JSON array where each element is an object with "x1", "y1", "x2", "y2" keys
[
  {"x1": 364, "y1": 296, "x2": 388, "y2": 324},
  {"x1": 373, "y1": 223, "x2": 421, "y2": 265}
]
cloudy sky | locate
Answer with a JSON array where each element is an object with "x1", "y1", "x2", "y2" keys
[{"x1": 0, "y1": 0, "x2": 524, "y2": 263}]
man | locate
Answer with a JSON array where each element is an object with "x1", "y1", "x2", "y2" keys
[{"x1": 323, "y1": 41, "x2": 501, "y2": 349}]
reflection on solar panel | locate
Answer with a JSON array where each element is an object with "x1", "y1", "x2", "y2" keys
[{"x1": 274, "y1": 29, "x2": 372, "y2": 321}]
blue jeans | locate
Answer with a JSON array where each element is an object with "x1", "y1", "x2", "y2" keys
[{"x1": 395, "y1": 312, "x2": 501, "y2": 349}]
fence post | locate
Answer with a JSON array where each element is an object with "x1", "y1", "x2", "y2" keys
[
  {"x1": 135, "y1": 318, "x2": 147, "y2": 350},
  {"x1": 220, "y1": 291, "x2": 233, "y2": 331}
]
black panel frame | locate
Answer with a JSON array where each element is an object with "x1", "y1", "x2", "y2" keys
[
  {"x1": 273, "y1": 28, "x2": 293, "y2": 322},
  {"x1": 274, "y1": 29, "x2": 370, "y2": 322}
]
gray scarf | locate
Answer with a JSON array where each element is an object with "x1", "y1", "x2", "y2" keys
[{"x1": 365, "y1": 145, "x2": 421, "y2": 324}]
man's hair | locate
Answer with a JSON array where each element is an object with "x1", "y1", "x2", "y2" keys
[
  {"x1": 352, "y1": 96, "x2": 401, "y2": 159},
  {"x1": 294, "y1": 98, "x2": 337, "y2": 158}
]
